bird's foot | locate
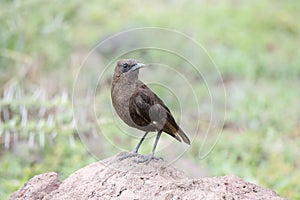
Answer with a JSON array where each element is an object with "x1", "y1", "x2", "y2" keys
[
  {"x1": 134, "y1": 154, "x2": 163, "y2": 164},
  {"x1": 117, "y1": 151, "x2": 143, "y2": 161}
]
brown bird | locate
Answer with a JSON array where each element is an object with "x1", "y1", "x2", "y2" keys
[{"x1": 111, "y1": 59, "x2": 190, "y2": 162}]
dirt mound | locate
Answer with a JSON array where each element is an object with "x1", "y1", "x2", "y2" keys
[{"x1": 10, "y1": 152, "x2": 285, "y2": 200}]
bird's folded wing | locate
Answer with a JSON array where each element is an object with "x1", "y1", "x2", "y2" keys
[
  {"x1": 129, "y1": 85, "x2": 168, "y2": 122},
  {"x1": 129, "y1": 85, "x2": 176, "y2": 129},
  {"x1": 129, "y1": 85, "x2": 190, "y2": 144}
]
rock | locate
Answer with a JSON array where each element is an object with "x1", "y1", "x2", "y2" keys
[
  {"x1": 10, "y1": 152, "x2": 286, "y2": 200},
  {"x1": 9, "y1": 172, "x2": 60, "y2": 200}
]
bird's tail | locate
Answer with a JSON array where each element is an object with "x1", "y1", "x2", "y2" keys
[
  {"x1": 163, "y1": 120, "x2": 191, "y2": 145},
  {"x1": 177, "y1": 127, "x2": 191, "y2": 145}
]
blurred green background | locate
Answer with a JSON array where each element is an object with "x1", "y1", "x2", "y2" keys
[{"x1": 1, "y1": 0, "x2": 299, "y2": 199}]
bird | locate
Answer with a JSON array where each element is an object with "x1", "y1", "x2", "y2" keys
[{"x1": 111, "y1": 58, "x2": 190, "y2": 162}]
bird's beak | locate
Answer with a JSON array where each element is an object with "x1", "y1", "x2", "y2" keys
[{"x1": 131, "y1": 63, "x2": 145, "y2": 71}]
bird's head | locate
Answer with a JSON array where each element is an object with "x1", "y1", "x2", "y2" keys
[{"x1": 113, "y1": 59, "x2": 145, "y2": 79}]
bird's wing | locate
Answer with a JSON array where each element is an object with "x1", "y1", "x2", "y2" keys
[
  {"x1": 129, "y1": 84, "x2": 162, "y2": 127},
  {"x1": 129, "y1": 84, "x2": 190, "y2": 144}
]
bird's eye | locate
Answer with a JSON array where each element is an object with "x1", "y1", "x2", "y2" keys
[{"x1": 122, "y1": 63, "x2": 129, "y2": 69}]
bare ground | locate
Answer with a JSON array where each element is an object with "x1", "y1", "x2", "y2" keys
[{"x1": 10, "y1": 152, "x2": 285, "y2": 200}]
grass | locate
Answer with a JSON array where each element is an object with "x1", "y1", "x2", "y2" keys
[{"x1": 0, "y1": 0, "x2": 299, "y2": 199}]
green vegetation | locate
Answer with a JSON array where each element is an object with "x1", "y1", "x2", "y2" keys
[{"x1": 1, "y1": 0, "x2": 299, "y2": 199}]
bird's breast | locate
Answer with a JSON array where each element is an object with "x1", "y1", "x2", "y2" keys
[{"x1": 111, "y1": 81, "x2": 136, "y2": 127}]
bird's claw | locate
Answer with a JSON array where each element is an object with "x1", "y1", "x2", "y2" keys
[
  {"x1": 118, "y1": 152, "x2": 141, "y2": 161},
  {"x1": 117, "y1": 152, "x2": 163, "y2": 164},
  {"x1": 134, "y1": 154, "x2": 163, "y2": 164}
]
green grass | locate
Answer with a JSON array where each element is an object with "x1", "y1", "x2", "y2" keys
[{"x1": 1, "y1": 0, "x2": 299, "y2": 199}]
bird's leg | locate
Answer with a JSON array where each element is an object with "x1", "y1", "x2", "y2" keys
[
  {"x1": 136, "y1": 131, "x2": 163, "y2": 164},
  {"x1": 132, "y1": 131, "x2": 148, "y2": 153},
  {"x1": 150, "y1": 130, "x2": 162, "y2": 157},
  {"x1": 118, "y1": 132, "x2": 148, "y2": 161}
]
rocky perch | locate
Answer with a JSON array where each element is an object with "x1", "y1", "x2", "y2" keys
[{"x1": 10, "y1": 152, "x2": 285, "y2": 200}]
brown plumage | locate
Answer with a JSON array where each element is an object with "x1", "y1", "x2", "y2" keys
[{"x1": 111, "y1": 59, "x2": 190, "y2": 161}]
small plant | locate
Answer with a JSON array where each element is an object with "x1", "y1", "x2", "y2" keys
[{"x1": 0, "y1": 81, "x2": 76, "y2": 149}]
